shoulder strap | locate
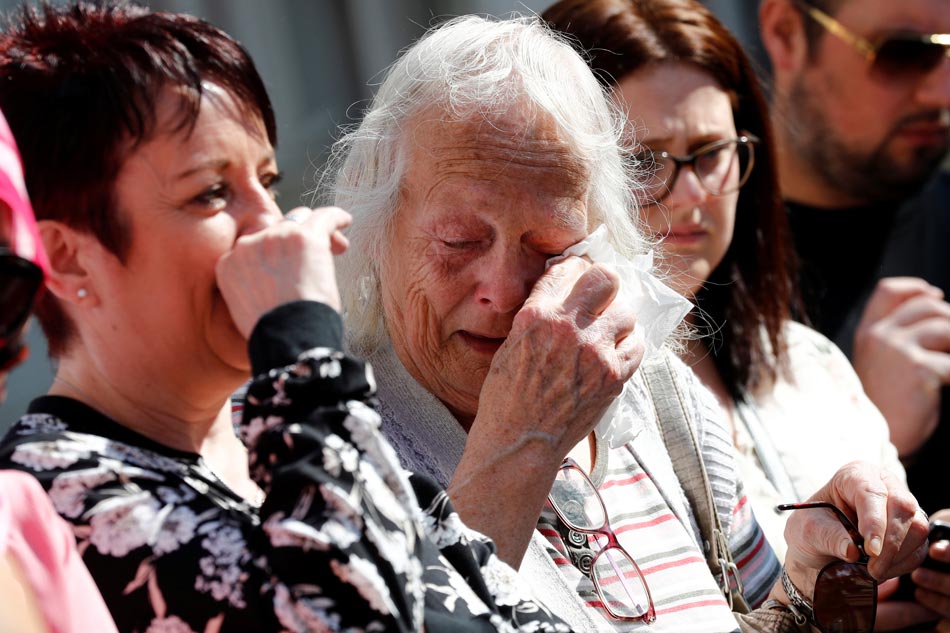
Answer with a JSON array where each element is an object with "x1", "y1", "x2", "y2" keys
[
  {"x1": 642, "y1": 354, "x2": 751, "y2": 613},
  {"x1": 735, "y1": 402, "x2": 800, "y2": 502}
]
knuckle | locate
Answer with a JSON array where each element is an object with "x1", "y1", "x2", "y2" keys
[
  {"x1": 553, "y1": 255, "x2": 588, "y2": 276},
  {"x1": 515, "y1": 302, "x2": 546, "y2": 323},
  {"x1": 588, "y1": 262, "x2": 620, "y2": 285},
  {"x1": 838, "y1": 459, "x2": 869, "y2": 478}
]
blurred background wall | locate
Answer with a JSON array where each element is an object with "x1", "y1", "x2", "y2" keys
[{"x1": 0, "y1": 0, "x2": 764, "y2": 429}]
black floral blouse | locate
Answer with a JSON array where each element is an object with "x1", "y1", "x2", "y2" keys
[{"x1": 0, "y1": 301, "x2": 570, "y2": 633}]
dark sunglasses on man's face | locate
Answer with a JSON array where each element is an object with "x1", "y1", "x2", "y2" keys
[
  {"x1": 777, "y1": 501, "x2": 878, "y2": 633},
  {"x1": 800, "y1": 2, "x2": 950, "y2": 82},
  {"x1": 872, "y1": 34, "x2": 950, "y2": 80},
  {"x1": 0, "y1": 247, "x2": 43, "y2": 369}
]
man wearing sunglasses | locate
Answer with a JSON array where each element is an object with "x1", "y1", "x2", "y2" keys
[{"x1": 760, "y1": 0, "x2": 950, "y2": 627}]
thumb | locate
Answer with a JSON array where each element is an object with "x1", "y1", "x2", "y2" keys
[{"x1": 528, "y1": 255, "x2": 588, "y2": 307}]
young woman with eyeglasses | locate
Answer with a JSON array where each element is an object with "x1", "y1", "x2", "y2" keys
[{"x1": 544, "y1": 0, "x2": 950, "y2": 629}]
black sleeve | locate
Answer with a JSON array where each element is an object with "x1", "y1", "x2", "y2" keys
[{"x1": 0, "y1": 300, "x2": 570, "y2": 632}]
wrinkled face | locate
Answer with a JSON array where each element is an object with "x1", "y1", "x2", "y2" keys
[
  {"x1": 84, "y1": 85, "x2": 282, "y2": 388},
  {"x1": 787, "y1": 0, "x2": 950, "y2": 202},
  {"x1": 616, "y1": 63, "x2": 739, "y2": 298},
  {"x1": 380, "y1": 105, "x2": 590, "y2": 422}
]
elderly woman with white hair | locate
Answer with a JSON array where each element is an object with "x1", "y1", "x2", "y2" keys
[{"x1": 329, "y1": 14, "x2": 929, "y2": 633}]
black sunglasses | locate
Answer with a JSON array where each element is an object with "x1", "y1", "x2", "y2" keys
[
  {"x1": 0, "y1": 247, "x2": 43, "y2": 368},
  {"x1": 799, "y1": 2, "x2": 950, "y2": 81},
  {"x1": 776, "y1": 501, "x2": 877, "y2": 633}
]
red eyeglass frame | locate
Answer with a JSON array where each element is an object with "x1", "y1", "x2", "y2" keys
[{"x1": 548, "y1": 457, "x2": 656, "y2": 623}]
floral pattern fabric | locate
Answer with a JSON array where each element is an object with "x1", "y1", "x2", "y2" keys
[{"x1": 0, "y1": 301, "x2": 569, "y2": 633}]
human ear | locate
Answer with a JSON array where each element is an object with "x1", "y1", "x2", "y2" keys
[
  {"x1": 37, "y1": 220, "x2": 99, "y2": 306},
  {"x1": 759, "y1": 0, "x2": 810, "y2": 78}
]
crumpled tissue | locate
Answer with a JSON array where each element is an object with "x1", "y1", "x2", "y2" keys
[{"x1": 546, "y1": 224, "x2": 693, "y2": 446}]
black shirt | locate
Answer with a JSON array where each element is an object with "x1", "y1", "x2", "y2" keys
[
  {"x1": 786, "y1": 163, "x2": 950, "y2": 513},
  {"x1": 0, "y1": 301, "x2": 571, "y2": 632},
  {"x1": 785, "y1": 200, "x2": 898, "y2": 357}
]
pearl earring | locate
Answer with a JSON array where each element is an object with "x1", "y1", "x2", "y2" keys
[{"x1": 77, "y1": 288, "x2": 88, "y2": 299}]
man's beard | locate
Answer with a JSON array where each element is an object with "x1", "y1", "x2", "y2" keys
[{"x1": 784, "y1": 76, "x2": 949, "y2": 205}]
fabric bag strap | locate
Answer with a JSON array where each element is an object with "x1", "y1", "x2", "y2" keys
[
  {"x1": 642, "y1": 354, "x2": 751, "y2": 614},
  {"x1": 735, "y1": 402, "x2": 800, "y2": 502}
]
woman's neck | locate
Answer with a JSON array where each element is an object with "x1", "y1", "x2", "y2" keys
[
  {"x1": 681, "y1": 337, "x2": 736, "y2": 429},
  {"x1": 50, "y1": 358, "x2": 260, "y2": 501},
  {"x1": 49, "y1": 358, "x2": 237, "y2": 456}
]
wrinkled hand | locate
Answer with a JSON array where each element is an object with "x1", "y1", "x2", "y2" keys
[
  {"x1": 472, "y1": 255, "x2": 643, "y2": 458},
  {"x1": 449, "y1": 255, "x2": 644, "y2": 564},
  {"x1": 780, "y1": 462, "x2": 928, "y2": 605},
  {"x1": 215, "y1": 206, "x2": 352, "y2": 338},
  {"x1": 853, "y1": 277, "x2": 950, "y2": 456}
]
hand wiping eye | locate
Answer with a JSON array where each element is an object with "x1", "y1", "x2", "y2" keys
[{"x1": 546, "y1": 225, "x2": 692, "y2": 447}]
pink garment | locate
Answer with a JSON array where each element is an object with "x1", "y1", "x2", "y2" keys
[
  {"x1": 0, "y1": 470, "x2": 117, "y2": 633},
  {"x1": 0, "y1": 111, "x2": 48, "y2": 273}
]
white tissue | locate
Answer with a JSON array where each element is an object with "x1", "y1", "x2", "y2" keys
[{"x1": 546, "y1": 224, "x2": 693, "y2": 446}]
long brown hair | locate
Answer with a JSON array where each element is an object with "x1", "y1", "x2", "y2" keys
[{"x1": 544, "y1": 0, "x2": 799, "y2": 401}]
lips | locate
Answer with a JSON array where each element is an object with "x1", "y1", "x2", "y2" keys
[
  {"x1": 458, "y1": 330, "x2": 506, "y2": 355},
  {"x1": 898, "y1": 125, "x2": 950, "y2": 144},
  {"x1": 896, "y1": 113, "x2": 950, "y2": 145},
  {"x1": 659, "y1": 225, "x2": 708, "y2": 246}
]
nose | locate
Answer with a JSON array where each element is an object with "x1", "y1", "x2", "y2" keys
[
  {"x1": 666, "y1": 164, "x2": 708, "y2": 211},
  {"x1": 235, "y1": 182, "x2": 283, "y2": 237},
  {"x1": 473, "y1": 245, "x2": 545, "y2": 315},
  {"x1": 915, "y1": 54, "x2": 950, "y2": 108}
]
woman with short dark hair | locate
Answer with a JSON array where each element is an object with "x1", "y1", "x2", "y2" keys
[{"x1": 0, "y1": 4, "x2": 570, "y2": 632}]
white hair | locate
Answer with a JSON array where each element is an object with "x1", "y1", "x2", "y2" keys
[{"x1": 324, "y1": 14, "x2": 650, "y2": 353}]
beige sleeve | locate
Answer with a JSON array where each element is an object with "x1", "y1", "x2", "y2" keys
[{"x1": 736, "y1": 608, "x2": 813, "y2": 632}]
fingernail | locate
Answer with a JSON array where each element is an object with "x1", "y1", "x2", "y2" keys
[
  {"x1": 867, "y1": 536, "x2": 883, "y2": 557},
  {"x1": 840, "y1": 538, "x2": 854, "y2": 558}
]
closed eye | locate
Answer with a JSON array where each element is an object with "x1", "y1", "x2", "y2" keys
[{"x1": 442, "y1": 240, "x2": 482, "y2": 250}]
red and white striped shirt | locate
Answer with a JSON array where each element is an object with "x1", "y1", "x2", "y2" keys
[{"x1": 536, "y1": 363, "x2": 780, "y2": 632}]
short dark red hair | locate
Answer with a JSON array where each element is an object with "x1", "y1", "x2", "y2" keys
[{"x1": 0, "y1": 1, "x2": 276, "y2": 356}]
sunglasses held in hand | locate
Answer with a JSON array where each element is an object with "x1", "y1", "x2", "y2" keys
[
  {"x1": 798, "y1": 1, "x2": 950, "y2": 82},
  {"x1": 777, "y1": 501, "x2": 877, "y2": 633}
]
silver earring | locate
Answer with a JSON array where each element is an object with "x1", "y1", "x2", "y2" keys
[
  {"x1": 77, "y1": 288, "x2": 88, "y2": 299},
  {"x1": 358, "y1": 275, "x2": 374, "y2": 307}
]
